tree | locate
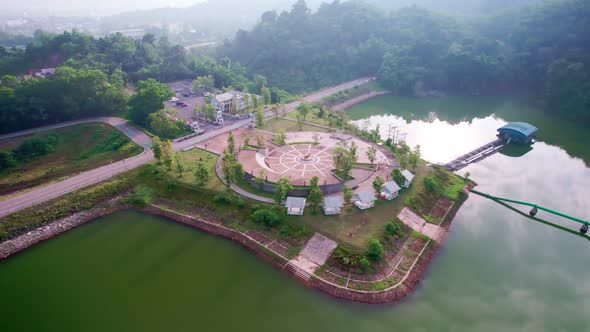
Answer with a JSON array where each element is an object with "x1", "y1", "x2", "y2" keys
[
  {"x1": 392, "y1": 168, "x2": 406, "y2": 187},
  {"x1": 296, "y1": 113, "x2": 304, "y2": 131},
  {"x1": 226, "y1": 131, "x2": 236, "y2": 155},
  {"x1": 307, "y1": 176, "x2": 324, "y2": 213},
  {"x1": 372, "y1": 176, "x2": 385, "y2": 197},
  {"x1": 272, "y1": 104, "x2": 280, "y2": 119},
  {"x1": 274, "y1": 177, "x2": 293, "y2": 205},
  {"x1": 203, "y1": 104, "x2": 216, "y2": 122},
  {"x1": 152, "y1": 137, "x2": 163, "y2": 163},
  {"x1": 408, "y1": 145, "x2": 421, "y2": 170},
  {"x1": 255, "y1": 108, "x2": 265, "y2": 127},
  {"x1": 261, "y1": 87, "x2": 271, "y2": 105},
  {"x1": 367, "y1": 239, "x2": 384, "y2": 262},
  {"x1": 297, "y1": 103, "x2": 311, "y2": 121},
  {"x1": 366, "y1": 146, "x2": 377, "y2": 164},
  {"x1": 148, "y1": 109, "x2": 188, "y2": 139},
  {"x1": 194, "y1": 162, "x2": 210, "y2": 186},
  {"x1": 231, "y1": 95, "x2": 238, "y2": 114},
  {"x1": 332, "y1": 143, "x2": 357, "y2": 179},
  {"x1": 162, "y1": 140, "x2": 174, "y2": 170},
  {"x1": 175, "y1": 153, "x2": 185, "y2": 177},
  {"x1": 275, "y1": 128, "x2": 287, "y2": 145},
  {"x1": 128, "y1": 79, "x2": 174, "y2": 125},
  {"x1": 221, "y1": 153, "x2": 242, "y2": 188},
  {"x1": 343, "y1": 185, "x2": 353, "y2": 204},
  {"x1": 254, "y1": 169, "x2": 266, "y2": 189},
  {"x1": 192, "y1": 75, "x2": 214, "y2": 92}
]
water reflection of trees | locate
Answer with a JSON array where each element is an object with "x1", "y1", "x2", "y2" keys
[{"x1": 349, "y1": 96, "x2": 590, "y2": 166}]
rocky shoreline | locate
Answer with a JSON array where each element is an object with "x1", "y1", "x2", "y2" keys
[{"x1": 0, "y1": 197, "x2": 123, "y2": 260}]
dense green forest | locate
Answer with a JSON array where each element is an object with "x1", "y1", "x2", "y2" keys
[{"x1": 221, "y1": 0, "x2": 590, "y2": 123}]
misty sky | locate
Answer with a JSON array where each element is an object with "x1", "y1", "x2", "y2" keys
[{"x1": 1, "y1": 0, "x2": 206, "y2": 16}]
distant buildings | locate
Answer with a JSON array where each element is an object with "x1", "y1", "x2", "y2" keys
[
  {"x1": 109, "y1": 29, "x2": 145, "y2": 39},
  {"x1": 20, "y1": 68, "x2": 56, "y2": 80}
]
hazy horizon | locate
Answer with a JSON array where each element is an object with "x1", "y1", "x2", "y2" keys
[{"x1": 0, "y1": 0, "x2": 206, "y2": 16}]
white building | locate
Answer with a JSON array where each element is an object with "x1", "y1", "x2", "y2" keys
[
  {"x1": 353, "y1": 191, "x2": 376, "y2": 210},
  {"x1": 401, "y1": 169, "x2": 415, "y2": 188},
  {"x1": 322, "y1": 196, "x2": 344, "y2": 215},
  {"x1": 285, "y1": 197, "x2": 306, "y2": 216},
  {"x1": 381, "y1": 181, "x2": 401, "y2": 201},
  {"x1": 211, "y1": 90, "x2": 257, "y2": 114}
]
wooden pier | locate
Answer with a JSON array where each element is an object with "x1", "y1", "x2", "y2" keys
[{"x1": 444, "y1": 138, "x2": 506, "y2": 172}]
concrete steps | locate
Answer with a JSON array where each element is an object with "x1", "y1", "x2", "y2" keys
[{"x1": 284, "y1": 262, "x2": 312, "y2": 282}]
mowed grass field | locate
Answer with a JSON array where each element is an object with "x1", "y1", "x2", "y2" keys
[
  {"x1": 263, "y1": 118, "x2": 332, "y2": 133},
  {"x1": 0, "y1": 123, "x2": 143, "y2": 197}
]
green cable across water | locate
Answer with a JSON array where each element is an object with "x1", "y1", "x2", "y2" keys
[{"x1": 471, "y1": 189, "x2": 589, "y2": 227}]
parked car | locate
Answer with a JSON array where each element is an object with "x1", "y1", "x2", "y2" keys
[{"x1": 175, "y1": 101, "x2": 184, "y2": 106}]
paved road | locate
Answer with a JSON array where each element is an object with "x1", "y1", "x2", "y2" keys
[
  {"x1": 0, "y1": 77, "x2": 373, "y2": 218},
  {"x1": 0, "y1": 117, "x2": 153, "y2": 149}
]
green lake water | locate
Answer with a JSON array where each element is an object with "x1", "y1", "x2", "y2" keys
[{"x1": 1, "y1": 95, "x2": 589, "y2": 332}]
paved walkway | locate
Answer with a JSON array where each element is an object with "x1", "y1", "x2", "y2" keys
[{"x1": 398, "y1": 207, "x2": 446, "y2": 243}]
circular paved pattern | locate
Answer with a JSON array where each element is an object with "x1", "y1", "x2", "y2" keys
[{"x1": 264, "y1": 144, "x2": 334, "y2": 176}]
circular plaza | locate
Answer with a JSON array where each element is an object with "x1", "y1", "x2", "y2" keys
[{"x1": 238, "y1": 131, "x2": 390, "y2": 186}]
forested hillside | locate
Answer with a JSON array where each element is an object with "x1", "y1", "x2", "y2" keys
[
  {"x1": 0, "y1": 31, "x2": 289, "y2": 134},
  {"x1": 221, "y1": 0, "x2": 590, "y2": 123}
]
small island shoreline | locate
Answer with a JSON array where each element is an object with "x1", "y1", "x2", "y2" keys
[{"x1": 0, "y1": 190, "x2": 468, "y2": 304}]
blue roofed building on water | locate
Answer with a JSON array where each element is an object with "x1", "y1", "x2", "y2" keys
[{"x1": 497, "y1": 122, "x2": 539, "y2": 145}]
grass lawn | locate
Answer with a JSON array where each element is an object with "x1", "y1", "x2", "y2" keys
[
  {"x1": 0, "y1": 123, "x2": 142, "y2": 197},
  {"x1": 163, "y1": 148, "x2": 225, "y2": 193},
  {"x1": 263, "y1": 118, "x2": 332, "y2": 133},
  {"x1": 285, "y1": 112, "x2": 332, "y2": 128},
  {"x1": 289, "y1": 162, "x2": 430, "y2": 250}
]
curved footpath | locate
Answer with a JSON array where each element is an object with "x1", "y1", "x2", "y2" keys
[{"x1": 0, "y1": 77, "x2": 374, "y2": 218}]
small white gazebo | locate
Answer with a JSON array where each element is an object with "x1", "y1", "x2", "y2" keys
[
  {"x1": 285, "y1": 197, "x2": 306, "y2": 215},
  {"x1": 381, "y1": 181, "x2": 402, "y2": 200},
  {"x1": 353, "y1": 191, "x2": 376, "y2": 210},
  {"x1": 401, "y1": 169, "x2": 415, "y2": 188},
  {"x1": 322, "y1": 196, "x2": 344, "y2": 215}
]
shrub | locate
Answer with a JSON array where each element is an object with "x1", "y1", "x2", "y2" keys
[
  {"x1": 215, "y1": 191, "x2": 234, "y2": 204},
  {"x1": 234, "y1": 197, "x2": 245, "y2": 208},
  {"x1": 367, "y1": 239, "x2": 385, "y2": 262},
  {"x1": 423, "y1": 175, "x2": 440, "y2": 193},
  {"x1": 251, "y1": 208, "x2": 282, "y2": 227},
  {"x1": 385, "y1": 220, "x2": 404, "y2": 238},
  {"x1": 359, "y1": 257, "x2": 370, "y2": 272},
  {"x1": 125, "y1": 185, "x2": 155, "y2": 206}
]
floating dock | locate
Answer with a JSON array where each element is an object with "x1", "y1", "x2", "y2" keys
[
  {"x1": 444, "y1": 122, "x2": 539, "y2": 172},
  {"x1": 444, "y1": 138, "x2": 506, "y2": 171}
]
